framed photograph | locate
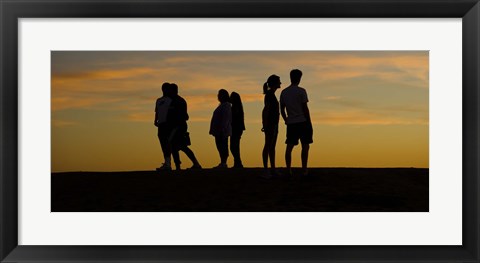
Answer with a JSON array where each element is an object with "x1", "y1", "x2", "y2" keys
[{"x1": 1, "y1": 0, "x2": 479, "y2": 262}]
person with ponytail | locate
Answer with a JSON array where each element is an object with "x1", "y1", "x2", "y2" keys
[{"x1": 261, "y1": 75, "x2": 281, "y2": 178}]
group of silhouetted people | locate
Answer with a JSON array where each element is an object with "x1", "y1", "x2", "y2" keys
[{"x1": 154, "y1": 69, "x2": 313, "y2": 177}]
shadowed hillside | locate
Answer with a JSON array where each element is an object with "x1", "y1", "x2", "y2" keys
[{"x1": 52, "y1": 168, "x2": 428, "y2": 212}]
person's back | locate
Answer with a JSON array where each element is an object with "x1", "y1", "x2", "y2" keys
[
  {"x1": 209, "y1": 101, "x2": 232, "y2": 137},
  {"x1": 167, "y1": 95, "x2": 188, "y2": 128},
  {"x1": 280, "y1": 85, "x2": 308, "y2": 125},
  {"x1": 155, "y1": 96, "x2": 172, "y2": 126},
  {"x1": 279, "y1": 69, "x2": 312, "y2": 176}
]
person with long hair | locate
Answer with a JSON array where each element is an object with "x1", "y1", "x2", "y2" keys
[
  {"x1": 261, "y1": 75, "x2": 281, "y2": 178},
  {"x1": 230, "y1": 92, "x2": 245, "y2": 169},
  {"x1": 209, "y1": 89, "x2": 232, "y2": 168}
]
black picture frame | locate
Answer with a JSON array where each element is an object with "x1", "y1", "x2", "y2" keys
[{"x1": 1, "y1": 0, "x2": 479, "y2": 262}]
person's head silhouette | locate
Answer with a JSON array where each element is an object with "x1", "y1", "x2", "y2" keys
[
  {"x1": 218, "y1": 89, "x2": 230, "y2": 103},
  {"x1": 162, "y1": 82, "x2": 170, "y2": 96},
  {"x1": 230, "y1": 92, "x2": 243, "y2": 108},
  {"x1": 170, "y1": 83, "x2": 179, "y2": 96},
  {"x1": 263, "y1": 75, "x2": 281, "y2": 94},
  {"x1": 290, "y1": 69, "x2": 302, "y2": 85}
]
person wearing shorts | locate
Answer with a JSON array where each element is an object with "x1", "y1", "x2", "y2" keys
[{"x1": 280, "y1": 69, "x2": 313, "y2": 176}]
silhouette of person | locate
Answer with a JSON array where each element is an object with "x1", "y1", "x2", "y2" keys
[
  {"x1": 155, "y1": 82, "x2": 173, "y2": 171},
  {"x1": 209, "y1": 89, "x2": 232, "y2": 169},
  {"x1": 261, "y1": 75, "x2": 281, "y2": 178},
  {"x1": 230, "y1": 92, "x2": 245, "y2": 169},
  {"x1": 280, "y1": 69, "x2": 313, "y2": 176},
  {"x1": 166, "y1": 83, "x2": 202, "y2": 171}
]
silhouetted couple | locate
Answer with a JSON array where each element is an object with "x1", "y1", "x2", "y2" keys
[
  {"x1": 262, "y1": 69, "x2": 313, "y2": 178},
  {"x1": 154, "y1": 83, "x2": 202, "y2": 171},
  {"x1": 209, "y1": 89, "x2": 245, "y2": 169}
]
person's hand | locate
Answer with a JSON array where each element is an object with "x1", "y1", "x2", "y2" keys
[
  {"x1": 261, "y1": 127, "x2": 265, "y2": 132},
  {"x1": 154, "y1": 121, "x2": 158, "y2": 127}
]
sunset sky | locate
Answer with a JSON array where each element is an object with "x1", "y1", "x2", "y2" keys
[{"x1": 51, "y1": 51, "x2": 428, "y2": 172}]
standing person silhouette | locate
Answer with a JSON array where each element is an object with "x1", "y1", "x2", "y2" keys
[
  {"x1": 261, "y1": 75, "x2": 281, "y2": 178},
  {"x1": 154, "y1": 82, "x2": 173, "y2": 171},
  {"x1": 280, "y1": 69, "x2": 313, "y2": 176},
  {"x1": 166, "y1": 83, "x2": 202, "y2": 171},
  {"x1": 209, "y1": 89, "x2": 232, "y2": 169},
  {"x1": 230, "y1": 92, "x2": 245, "y2": 169}
]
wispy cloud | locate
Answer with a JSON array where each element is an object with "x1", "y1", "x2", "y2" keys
[
  {"x1": 52, "y1": 119, "x2": 79, "y2": 127},
  {"x1": 312, "y1": 110, "x2": 428, "y2": 126}
]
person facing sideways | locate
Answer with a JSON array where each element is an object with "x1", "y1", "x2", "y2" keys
[
  {"x1": 261, "y1": 75, "x2": 281, "y2": 178},
  {"x1": 279, "y1": 69, "x2": 313, "y2": 176},
  {"x1": 229, "y1": 92, "x2": 245, "y2": 169},
  {"x1": 154, "y1": 82, "x2": 173, "y2": 171},
  {"x1": 165, "y1": 83, "x2": 202, "y2": 171},
  {"x1": 209, "y1": 89, "x2": 232, "y2": 169}
]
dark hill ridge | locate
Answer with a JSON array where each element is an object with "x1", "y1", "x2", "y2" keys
[{"x1": 51, "y1": 168, "x2": 428, "y2": 212}]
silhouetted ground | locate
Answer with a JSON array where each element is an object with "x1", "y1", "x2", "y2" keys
[{"x1": 51, "y1": 168, "x2": 428, "y2": 212}]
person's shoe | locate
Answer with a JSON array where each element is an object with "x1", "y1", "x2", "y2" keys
[
  {"x1": 189, "y1": 164, "x2": 202, "y2": 170},
  {"x1": 156, "y1": 163, "x2": 172, "y2": 171},
  {"x1": 213, "y1": 163, "x2": 228, "y2": 169},
  {"x1": 233, "y1": 163, "x2": 244, "y2": 169}
]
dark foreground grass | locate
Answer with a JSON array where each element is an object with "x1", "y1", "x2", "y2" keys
[{"x1": 52, "y1": 168, "x2": 428, "y2": 212}]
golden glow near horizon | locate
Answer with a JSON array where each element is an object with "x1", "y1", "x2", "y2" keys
[{"x1": 51, "y1": 51, "x2": 428, "y2": 172}]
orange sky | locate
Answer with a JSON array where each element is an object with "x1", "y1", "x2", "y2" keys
[{"x1": 51, "y1": 51, "x2": 428, "y2": 172}]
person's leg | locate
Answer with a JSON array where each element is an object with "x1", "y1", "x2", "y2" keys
[
  {"x1": 285, "y1": 123, "x2": 298, "y2": 175},
  {"x1": 269, "y1": 128, "x2": 278, "y2": 172},
  {"x1": 285, "y1": 144, "x2": 294, "y2": 174},
  {"x1": 215, "y1": 136, "x2": 226, "y2": 166},
  {"x1": 169, "y1": 128, "x2": 181, "y2": 170},
  {"x1": 171, "y1": 148, "x2": 181, "y2": 170},
  {"x1": 180, "y1": 146, "x2": 201, "y2": 168},
  {"x1": 299, "y1": 121, "x2": 313, "y2": 175},
  {"x1": 301, "y1": 143, "x2": 310, "y2": 175},
  {"x1": 158, "y1": 126, "x2": 171, "y2": 168},
  {"x1": 230, "y1": 133, "x2": 243, "y2": 168},
  {"x1": 221, "y1": 136, "x2": 229, "y2": 165},
  {"x1": 262, "y1": 133, "x2": 270, "y2": 170}
]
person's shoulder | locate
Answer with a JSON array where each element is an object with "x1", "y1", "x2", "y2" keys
[
  {"x1": 295, "y1": 86, "x2": 307, "y2": 93},
  {"x1": 280, "y1": 86, "x2": 291, "y2": 95}
]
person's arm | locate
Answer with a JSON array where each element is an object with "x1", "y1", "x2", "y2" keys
[
  {"x1": 221, "y1": 104, "x2": 232, "y2": 135},
  {"x1": 302, "y1": 102, "x2": 311, "y2": 124},
  {"x1": 154, "y1": 100, "x2": 159, "y2": 127},
  {"x1": 302, "y1": 90, "x2": 311, "y2": 124},
  {"x1": 181, "y1": 99, "x2": 189, "y2": 121},
  {"x1": 280, "y1": 100, "x2": 287, "y2": 124},
  {"x1": 262, "y1": 97, "x2": 270, "y2": 129}
]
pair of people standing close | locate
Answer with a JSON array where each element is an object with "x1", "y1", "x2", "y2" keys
[
  {"x1": 209, "y1": 90, "x2": 245, "y2": 169},
  {"x1": 154, "y1": 83, "x2": 202, "y2": 171},
  {"x1": 262, "y1": 69, "x2": 313, "y2": 177}
]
